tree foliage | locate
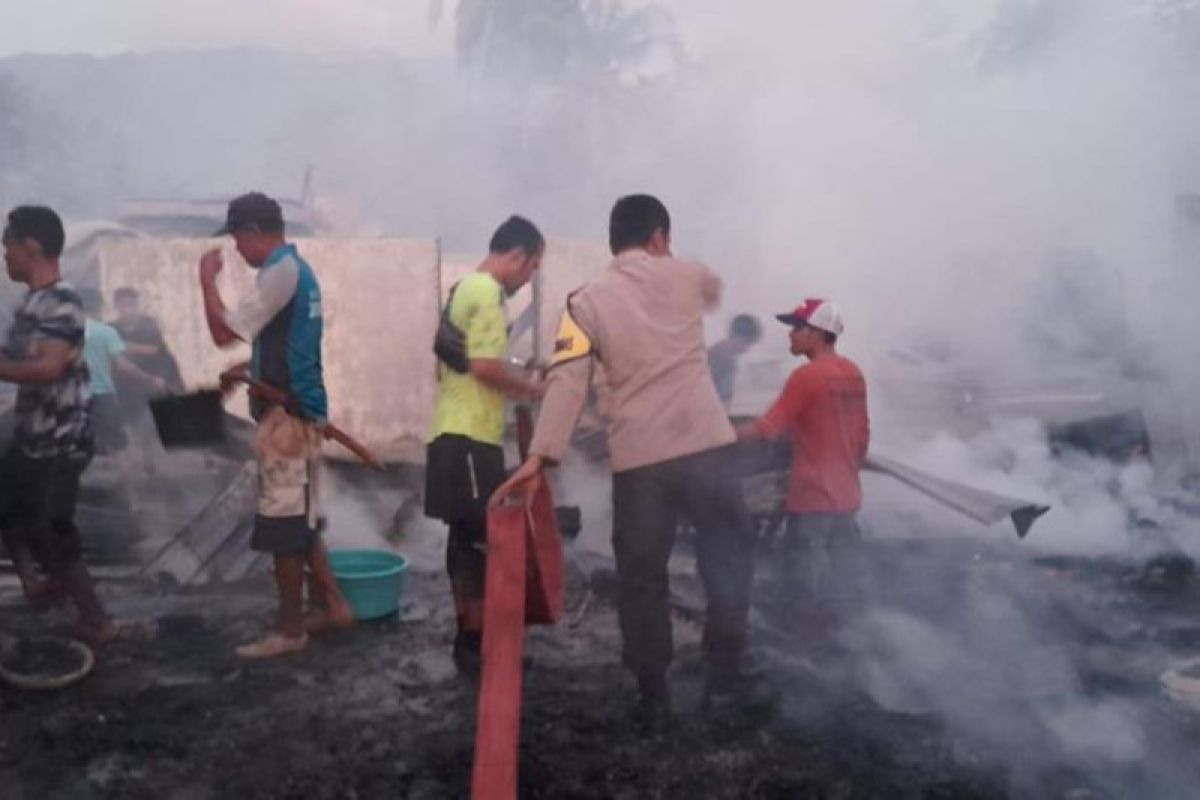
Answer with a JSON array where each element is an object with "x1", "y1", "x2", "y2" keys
[
  {"x1": 431, "y1": 0, "x2": 679, "y2": 87},
  {"x1": 426, "y1": 0, "x2": 683, "y2": 228}
]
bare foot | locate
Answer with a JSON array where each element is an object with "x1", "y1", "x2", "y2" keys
[
  {"x1": 24, "y1": 578, "x2": 68, "y2": 612},
  {"x1": 303, "y1": 605, "x2": 356, "y2": 635},
  {"x1": 77, "y1": 620, "x2": 158, "y2": 648},
  {"x1": 235, "y1": 632, "x2": 308, "y2": 659}
]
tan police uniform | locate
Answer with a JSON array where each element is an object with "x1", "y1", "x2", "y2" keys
[{"x1": 530, "y1": 249, "x2": 754, "y2": 686}]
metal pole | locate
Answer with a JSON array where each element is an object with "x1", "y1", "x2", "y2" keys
[
  {"x1": 531, "y1": 268, "x2": 544, "y2": 365},
  {"x1": 435, "y1": 236, "x2": 444, "y2": 311}
]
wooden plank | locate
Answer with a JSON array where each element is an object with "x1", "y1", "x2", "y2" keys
[
  {"x1": 184, "y1": 481, "x2": 259, "y2": 584},
  {"x1": 140, "y1": 462, "x2": 256, "y2": 584},
  {"x1": 211, "y1": 525, "x2": 266, "y2": 584}
]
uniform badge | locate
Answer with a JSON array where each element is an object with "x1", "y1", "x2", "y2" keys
[{"x1": 550, "y1": 309, "x2": 593, "y2": 368}]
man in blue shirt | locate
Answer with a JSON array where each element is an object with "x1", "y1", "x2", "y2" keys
[
  {"x1": 707, "y1": 313, "x2": 762, "y2": 410},
  {"x1": 78, "y1": 288, "x2": 167, "y2": 455},
  {"x1": 199, "y1": 192, "x2": 352, "y2": 659}
]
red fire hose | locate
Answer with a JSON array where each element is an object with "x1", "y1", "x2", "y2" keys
[{"x1": 471, "y1": 405, "x2": 564, "y2": 800}]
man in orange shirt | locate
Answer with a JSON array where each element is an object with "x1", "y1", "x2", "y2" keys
[{"x1": 737, "y1": 298, "x2": 870, "y2": 614}]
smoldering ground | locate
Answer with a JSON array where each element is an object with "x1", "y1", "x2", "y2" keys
[
  {"x1": 803, "y1": 412, "x2": 1200, "y2": 797},
  {"x1": 684, "y1": 11, "x2": 1200, "y2": 791}
]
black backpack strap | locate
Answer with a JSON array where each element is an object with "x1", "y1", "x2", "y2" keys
[{"x1": 433, "y1": 281, "x2": 469, "y2": 373}]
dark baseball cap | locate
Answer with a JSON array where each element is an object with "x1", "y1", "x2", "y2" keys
[{"x1": 215, "y1": 192, "x2": 284, "y2": 235}]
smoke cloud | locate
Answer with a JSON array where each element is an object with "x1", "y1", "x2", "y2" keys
[{"x1": 4, "y1": 2, "x2": 1200, "y2": 795}]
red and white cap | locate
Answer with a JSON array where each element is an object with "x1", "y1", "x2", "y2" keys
[{"x1": 775, "y1": 298, "x2": 844, "y2": 336}]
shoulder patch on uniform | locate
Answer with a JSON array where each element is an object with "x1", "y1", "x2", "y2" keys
[{"x1": 550, "y1": 308, "x2": 593, "y2": 368}]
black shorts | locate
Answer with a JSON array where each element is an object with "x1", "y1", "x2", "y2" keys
[
  {"x1": 0, "y1": 446, "x2": 91, "y2": 574},
  {"x1": 250, "y1": 515, "x2": 322, "y2": 556},
  {"x1": 424, "y1": 435, "x2": 506, "y2": 524}
]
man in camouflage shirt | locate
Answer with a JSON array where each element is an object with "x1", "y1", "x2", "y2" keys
[{"x1": 0, "y1": 206, "x2": 114, "y2": 645}]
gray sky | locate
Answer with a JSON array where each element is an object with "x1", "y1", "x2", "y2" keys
[
  {"x1": 0, "y1": 0, "x2": 454, "y2": 57},
  {"x1": 0, "y1": 1, "x2": 1007, "y2": 72},
  {"x1": 0, "y1": 0, "x2": 725, "y2": 60}
]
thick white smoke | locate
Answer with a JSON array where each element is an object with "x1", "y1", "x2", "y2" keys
[{"x1": 4, "y1": 3, "x2": 1200, "y2": 794}]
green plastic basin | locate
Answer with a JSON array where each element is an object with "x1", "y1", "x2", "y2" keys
[{"x1": 329, "y1": 549, "x2": 409, "y2": 621}]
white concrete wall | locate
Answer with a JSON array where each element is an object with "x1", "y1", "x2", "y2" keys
[{"x1": 97, "y1": 237, "x2": 609, "y2": 464}]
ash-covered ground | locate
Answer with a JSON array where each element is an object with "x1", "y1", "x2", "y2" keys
[{"x1": 4, "y1": 527, "x2": 1200, "y2": 800}]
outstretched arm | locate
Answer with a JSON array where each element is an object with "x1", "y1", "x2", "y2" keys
[
  {"x1": 468, "y1": 358, "x2": 544, "y2": 401},
  {"x1": 738, "y1": 371, "x2": 808, "y2": 442},
  {"x1": 124, "y1": 341, "x2": 161, "y2": 358},
  {"x1": 113, "y1": 354, "x2": 168, "y2": 394},
  {"x1": 490, "y1": 349, "x2": 592, "y2": 506}
]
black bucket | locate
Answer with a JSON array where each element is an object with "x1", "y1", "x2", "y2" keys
[{"x1": 149, "y1": 390, "x2": 227, "y2": 449}]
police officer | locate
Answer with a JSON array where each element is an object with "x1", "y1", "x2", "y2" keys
[{"x1": 494, "y1": 195, "x2": 758, "y2": 731}]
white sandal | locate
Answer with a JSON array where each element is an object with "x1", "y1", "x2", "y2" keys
[{"x1": 235, "y1": 632, "x2": 308, "y2": 659}]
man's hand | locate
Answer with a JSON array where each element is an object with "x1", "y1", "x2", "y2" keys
[
  {"x1": 490, "y1": 455, "x2": 545, "y2": 507},
  {"x1": 219, "y1": 363, "x2": 251, "y2": 392},
  {"x1": 200, "y1": 253, "x2": 241, "y2": 348},
  {"x1": 468, "y1": 358, "x2": 546, "y2": 402},
  {"x1": 199, "y1": 248, "x2": 224, "y2": 284},
  {"x1": 525, "y1": 377, "x2": 547, "y2": 401},
  {"x1": 734, "y1": 421, "x2": 761, "y2": 442}
]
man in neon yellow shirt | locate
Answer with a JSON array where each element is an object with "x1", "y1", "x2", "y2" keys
[{"x1": 426, "y1": 215, "x2": 545, "y2": 679}]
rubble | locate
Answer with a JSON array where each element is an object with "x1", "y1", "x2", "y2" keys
[{"x1": 3, "y1": 531, "x2": 1200, "y2": 798}]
